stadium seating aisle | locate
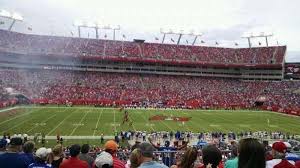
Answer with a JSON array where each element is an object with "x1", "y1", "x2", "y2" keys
[{"x1": 0, "y1": 69, "x2": 300, "y2": 115}]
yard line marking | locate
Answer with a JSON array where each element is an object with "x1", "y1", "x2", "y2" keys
[
  {"x1": 69, "y1": 109, "x2": 91, "y2": 136},
  {"x1": 2, "y1": 109, "x2": 43, "y2": 132},
  {"x1": 140, "y1": 112, "x2": 154, "y2": 131},
  {"x1": 26, "y1": 114, "x2": 57, "y2": 133},
  {"x1": 46, "y1": 109, "x2": 77, "y2": 136},
  {"x1": 0, "y1": 108, "x2": 34, "y2": 126},
  {"x1": 93, "y1": 109, "x2": 103, "y2": 136},
  {"x1": 160, "y1": 120, "x2": 175, "y2": 132},
  {"x1": 128, "y1": 113, "x2": 137, "y2": 132},
  {"x1": 113, "y1": 109, "x2": 116, "y2": 132}
]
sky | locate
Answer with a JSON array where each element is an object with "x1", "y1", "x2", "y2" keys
[{"x1": 0, "y1": 0, "x2": 299, "y2": 62}]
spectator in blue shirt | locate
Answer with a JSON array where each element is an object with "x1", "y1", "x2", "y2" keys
[
  {"x1": 138, "y1": 142, "x2": 168, "y2": 168},
  {"x1": 0, "y1": 137, "x2": 28, "y2": 168},
  {"x1": 148, "y1": 138, "x2": 188, "y2": 167},
  {"x1": 0, "y1": 138, "x2": 7, "y2": 154},
  {"x1": 28, "y1": 147, "x2": 52, "y2": 168},
  {"x1": 21, "y1": 141, "x2": 35, "y2": 165}
]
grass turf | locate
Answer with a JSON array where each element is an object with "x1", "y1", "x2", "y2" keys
[{"x1": 0, "y1": 106, "x2": 299, "y2": 136}]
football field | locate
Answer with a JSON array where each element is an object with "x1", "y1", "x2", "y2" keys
[{"x1": 0, "y1": 106, "x2": 300, "y2": 136}]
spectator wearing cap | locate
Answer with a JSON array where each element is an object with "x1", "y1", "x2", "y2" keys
[
  {"x1": 60, "y1": 144, "x2": 88, "y2": 168},
  {"x1": 28, "y1": 147, "x2": 52, "y2": 168},
  {"x1": 0, "y1": 137, "x2": 28, "y2": 168},
  {"x1": 0, "y1": 138, "x2": 7, "y2": 154},
  {"x1": 104, "y1": 140, "x2": 125, "y2": 168},
  {"x1": 94, "y1": 151, "x2": 113, "y2": 168},
  {"x1": 138, "y1": 142, "x2": 168, "y2": 168},
  {"x1": 79, "y1": 144, "x2": 95, "y2": 168},
  {"x1": 21, "y1": 141, "x2": 35, "y2": 165},
  {"x1": 266, "y1": 141, "x2": 295, "y2": 168}
]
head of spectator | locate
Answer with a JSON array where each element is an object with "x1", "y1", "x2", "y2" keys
[
  {"x1": 8, "y1": 137, "x2": 23, "y2": 152},
  {"x1": 104, "y1": 140, "x2": 118, "y2": 156},
  {"x1": 69, "y1": 144, "x2": 81, "y2": 157},
  {"x1": 284, "y1": 142, "x2": 292, "y2": 153},
  {"x1": 165, "y1": 140, "x2": 170, "y2": 147},
  {"x1": 79, "y1": 144, "x2": 94, "y2": 168},
  {"x1": 49, "y1": 144, "x2": 64, "y2": 168},
  {"x1": 81, "y1": 144, "x2": 90, "y2": 154},
  {"x1": 202, "y1": 145, "x2": 222, "y2": 168},
  {"x1": 21, "y1": 141, "x2": 35, "y2": 165},
  {"x1": 177, "y1": 147, "x2": 198, "y2": 168},
  {"x1": 272, "y1": 141, "x2": 287, "y2": 159},
  {"x1": 238, "y1": 138, "x2": 265, "y2": 168},
  {"x1": 23, "y1": 141, "x2": 35, "y2": 154},
  {"x1": 35, "y1": 147, "x2": 52, "y2": 163},
  {"x1": 95, "y1": 151, "x2": 113, "y2": 168},
  {"x1": 129, "y1": 148, "x2": 142, "y2": 168},
  {"x1": 139, "y1": 142, "x2": 154, "y2": 163},
  {"x1": 0, "y1": 139, "x2": 7, "y2": 152},
  {"x1": 52, "y1": 144, "x2": 63, "y2": 158},
  {"x1": 104, "y1": 140, "x2": 125, "y2": 168},
  {"x1": 231, "y1": 144, "x2": 238, "y2": 158}
]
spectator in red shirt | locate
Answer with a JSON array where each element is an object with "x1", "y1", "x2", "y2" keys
[
  {"x1": 267, "y1": 141, "x2": 295, "y2": 168},
  {"x1": 59, "y1": 144, "x2": 88, "y2": 168},
  {"x1": 295, "y1": 161, "x2": 300, "y2": 168},
  {"x1": 104, "y1": 140, "x2": 125, "y2": 168}
]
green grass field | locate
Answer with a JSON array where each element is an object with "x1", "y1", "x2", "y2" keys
[{"x1": 0, "y1": 106, "x2": 300, "y2": 136}]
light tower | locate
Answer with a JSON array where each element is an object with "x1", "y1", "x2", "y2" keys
[
  {"x1": 100, "y1": 25, "x2": 120, "y2": 40},
  {"x1": 160, "y1": 28, "x2": 202, "y2": 45},
  {"x1": 0, "y1": 10, "x2": 23, "y2": 31},
  {"x1": 242, "y1": 32, "x2": 273, "y2": 48},
  {"x1": 74, "y1": 20, "x2": 120, "y2": 40},
  {"x1": 189, "y1": 30, "x2": 203, "y2": 46}
]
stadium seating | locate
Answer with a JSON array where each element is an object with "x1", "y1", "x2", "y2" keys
[
  {"x1": 0, "y1": 29, "x2": 286, "y2": 65},
  {"x1": 0, "y1": 69, "x2": 299, "y2": 115}
]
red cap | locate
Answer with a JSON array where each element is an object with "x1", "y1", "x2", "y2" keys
[{"x1": 272, "y1": 142, "x2": 287, "y2": 153}]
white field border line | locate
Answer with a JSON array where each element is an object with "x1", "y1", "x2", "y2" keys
[
  {"x1": 93, "y1": 109, "x2": 103, "y2": 136},
  {"x1": 46, "y1": 109, "x2": 77, "y2": 136},
  {"x1": 0, "y1": 106, "x2": 19, "y2": 113},
  {"x1": 69, "y1": 109, "x2": 91, "y2": 136},
  {"x1": 26, "y1": 114, "x2": 57, "y2": 133},
  {"x1": 3, "y1": 108, "x2": 43, "y2": 132},
  {"x1": 0, "y1": 108, "x2": 35, "y2": 126}
]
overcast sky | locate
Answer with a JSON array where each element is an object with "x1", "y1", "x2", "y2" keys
[{"x1": 0, "y1": 0, "x2": 299, "y2": 62}]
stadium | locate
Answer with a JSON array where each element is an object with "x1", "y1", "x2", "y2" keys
[{"x1": 0, "y1": 0, "x2": 300, "y2": 168}]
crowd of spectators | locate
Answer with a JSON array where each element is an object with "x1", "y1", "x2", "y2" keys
[
  {"x1": 0, "y1": 134, "x2": 299, "y2": 168},
  {"x1": 0, "y1": 69, "x2": 299, "y2": 115},
  {"x1": 0, "y1": 29, "x2": 286, "y2": 65}
]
